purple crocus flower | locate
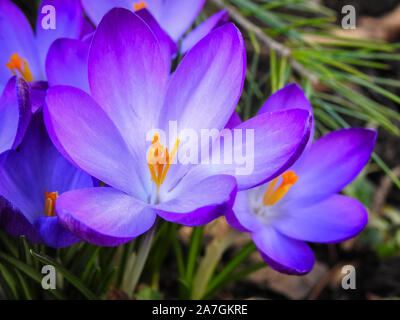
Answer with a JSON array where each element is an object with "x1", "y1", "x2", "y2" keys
[
  {"x1": 0, "y1": 0, "x2": 84, "y2": 110},
  {"x1": 44, "y1": 8, "x2": 311, "y2": 246},
  {"x1": 0, "y1": 76, "x2": 31, "y2": 154},
  {"x1": 225, "y1": 84, "x2": 377, "y2": 275},
  {"x1": 80, "y1": 0, "x2": 229, "y2": 53},
  {"x1": 0, "y1": 0, "x2": 83, "y2": 87},
  {"x1": 0, "y1": 114, "x2": 93, "y2": 248}
]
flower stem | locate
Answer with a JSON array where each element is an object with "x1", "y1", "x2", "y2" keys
[{"x1": 127, "y1": 219, "x2": 158, "y2": 296}]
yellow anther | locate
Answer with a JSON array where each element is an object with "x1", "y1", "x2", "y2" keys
[
  {"x1": 44, "y1": 191, "x2": 59, "y2": 217},
  {"x1": 133, "y1": 1, "x2": 146, "y2": 11},
  {"x1": 6, "y1": 53, "x2": 34, "y2": 82},
  {"x1": 263, "y1": 171, "x2": 298, "y2": 206},
  {"x1": 148, "y1": 133, "x2": 180, "y2": 191}
]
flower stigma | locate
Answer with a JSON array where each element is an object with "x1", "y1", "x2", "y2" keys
[
  {"x1": 133, "y1": 1, "x2": 146, "y2": 11},
  {"x1": 44, "y1": 191, "x2": 59, "y2": 217},
  {"x1": 147, "y1": 133, "x2": 180, "y2": 194},
  {"x1": 6, "y1": 53, "x2": 34, "y2": 82},
  {"x1": 262, "y1": 170, "x2": 298, "y2": 206}
]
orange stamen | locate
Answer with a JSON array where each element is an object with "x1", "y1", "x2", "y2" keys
[
  {"x1": 133, "y1": 1, "x2": 146, "y2": 11},
  {"x1": 6, "y1": 53, "x2": 34, "y2": 82},
  {"x1": 148, "y1": 133, "x2": 180, "y2": 191},
  {"x1": 263, "y1": 171, "x2": 298, "y2": 206},
  {"x1": 44, "y1": 191, "x2": 59, "y2": 217}
]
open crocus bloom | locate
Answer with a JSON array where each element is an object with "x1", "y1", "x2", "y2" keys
[
  {"x1": 0, "y1": 77, "x2": 31, "y2": 154},
  {"x1": 0, "y1": 0, "x2": 83, "y2": 108},
  {"x1": 44, "y1": 8, "x2": 311, "y2": 246},
  {"x1": 80, "y1": 0, "x2": 229, "y2": 53},
  {"x1": 225, "y1": 85, "x2": 377, "y2": 275},
  {"x1": 0, "y1": 114, "x2": 93, "y2": 248}
]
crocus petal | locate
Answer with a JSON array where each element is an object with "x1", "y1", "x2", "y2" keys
[
  {"x1": 36, "y1": 0, "x2": 83, "y2": 65},
  {"x1": 89, "y1": 8, "x2": 167, "y2": 134},
  {"x1": 0, "y1": 198, "x2": 42, "y2": 243},
  {"x1": 225, "y1": 111, "x2": 242, "y2": 129},
  {"x1": 225, "y1": 191, "x2": 262, "y2": 233},
  {"x1": 46, "y1": 38, "x2": 90, "y2": 92},
  {"x1": 0, "y1": 0, "x2": 42, "y2": 86},
  {"x1": 180, "y1": 10, "x2": 229, "y2": 53},
  {"x1": 284, "y1": 128, "x2": 377, "y2": 206},
  {"x1": 158, "y1": 0, "x2": 205, "y2": 41},
  {"x1": 258, "y1": 83, "x2": 312, "y2": 114},
  {"x1": 88, "y1": 8, "x2": 168, "y2": 194},
  {"x1": 56, "y1": 187, "x2": 156, "y2": 246},
  {"x1": 0, "y1": 77, "x2": 31, "y2": 153},
  {"x1": 162, "y1": 23, "x2": 245, "y2": 134},
  {"x1": 258, "y1": 83, "x2": 314, "y2": 153},
  {"x1": 274, "y1": 195, "x2": 368, "y2": 243},
  {"x1": 211, "y1": 109, "x2": 311, "y2": 190},
  {"x1": 45, "y1": 85, "x2": 147, "y2": 199},
  {"x1": 135, "y1": 8, "x2": 178, "y2": 72},
  {"x1": 154, "y1": 174, "x2": 237, "y2": 226},
  {"x1": 252, "y1": 227, "x2": 315, "y2": 275},
  {"x1": 34, "y1": 216, "x2": 80, "y2": 248}
]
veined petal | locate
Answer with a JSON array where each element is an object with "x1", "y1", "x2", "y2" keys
[
  {"x1": 88, "y1": 8, "x2": 168, "y2": 194},
  {"x1": 89, "y1": 8, "x2": 167, "y2": 134},
  {"x1": 0, "y1": 77, "x2": 31, "y2": 153},
  {"x1": 209, "y1": 109, "x2": 312, "y2": 190},
  {"x1": 284, "y1": 128, "x2": 377, "y2": 206},
  {"x1": 56, "y1": 187, "x2": 156, "y2": 246},
  {"x1": 0, "y1": 0, "x2": 42, "y2": 86},
  {"x1": 258, "y1": 83, "x2": 314, "y2": 154},
  {"x1": 274, "y1": 195, "x2": 368, "y2": 243},
  {"x1": 46, "y1": 38, "x2": 90, "y2": 92},
  {"x1": 180, "y1": 10, "x2": 229, "y2": 53},
  {"x1": 258, "y1": 83, "x2": 312, "y2": 114},
  {"x1": 135, "y1": 8, "x2": 178, "y2": 72},
  {"x1": 160, "y1": 23, "x2": 246, "y2": 190},
  {"x1": 158, "y1": 0, "x2": 205, "y2": 41},
  {"x1": 252, "y1": 227, "x2": 315, "y2": 275},
  {"x1": 162, "y1": 23, "x2": 245, "y2": 135},
  {"x1": 45, "y1": 85, "x2": 147, "y2": 199},
  {"x1": 34, "y1": 216, "x2": 80, "y2": 248},
  {"x1": 154, "y1": 174, "x2": 237, "y2": 226},
  {"x1": 36, "y1": 0, "x2": 83, "y2": 65}
]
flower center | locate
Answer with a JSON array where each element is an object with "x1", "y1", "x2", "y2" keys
[
  {"x1": 262, "y1": 170, "x2": 298, "y2": 206},
  {"x1": 133, "y1": 1, "x2": 146, "y2": 11},
  {"x1": 147, "y1": 133, "x2": 180, "y2": 192},
  {"x1": 6, "y1": 53, "x2": 34, "y2": 82},
  {"x1": 44, "y1": 191, "x2": 59, "y2": 217}
]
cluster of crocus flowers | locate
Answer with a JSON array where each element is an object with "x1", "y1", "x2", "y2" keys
[
  {"x1": 43, "y1": 7, "x2": 311, "y2": 246},
  {"x1": 0, "y1": 0, "x2": 377, "y2": 277}
]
